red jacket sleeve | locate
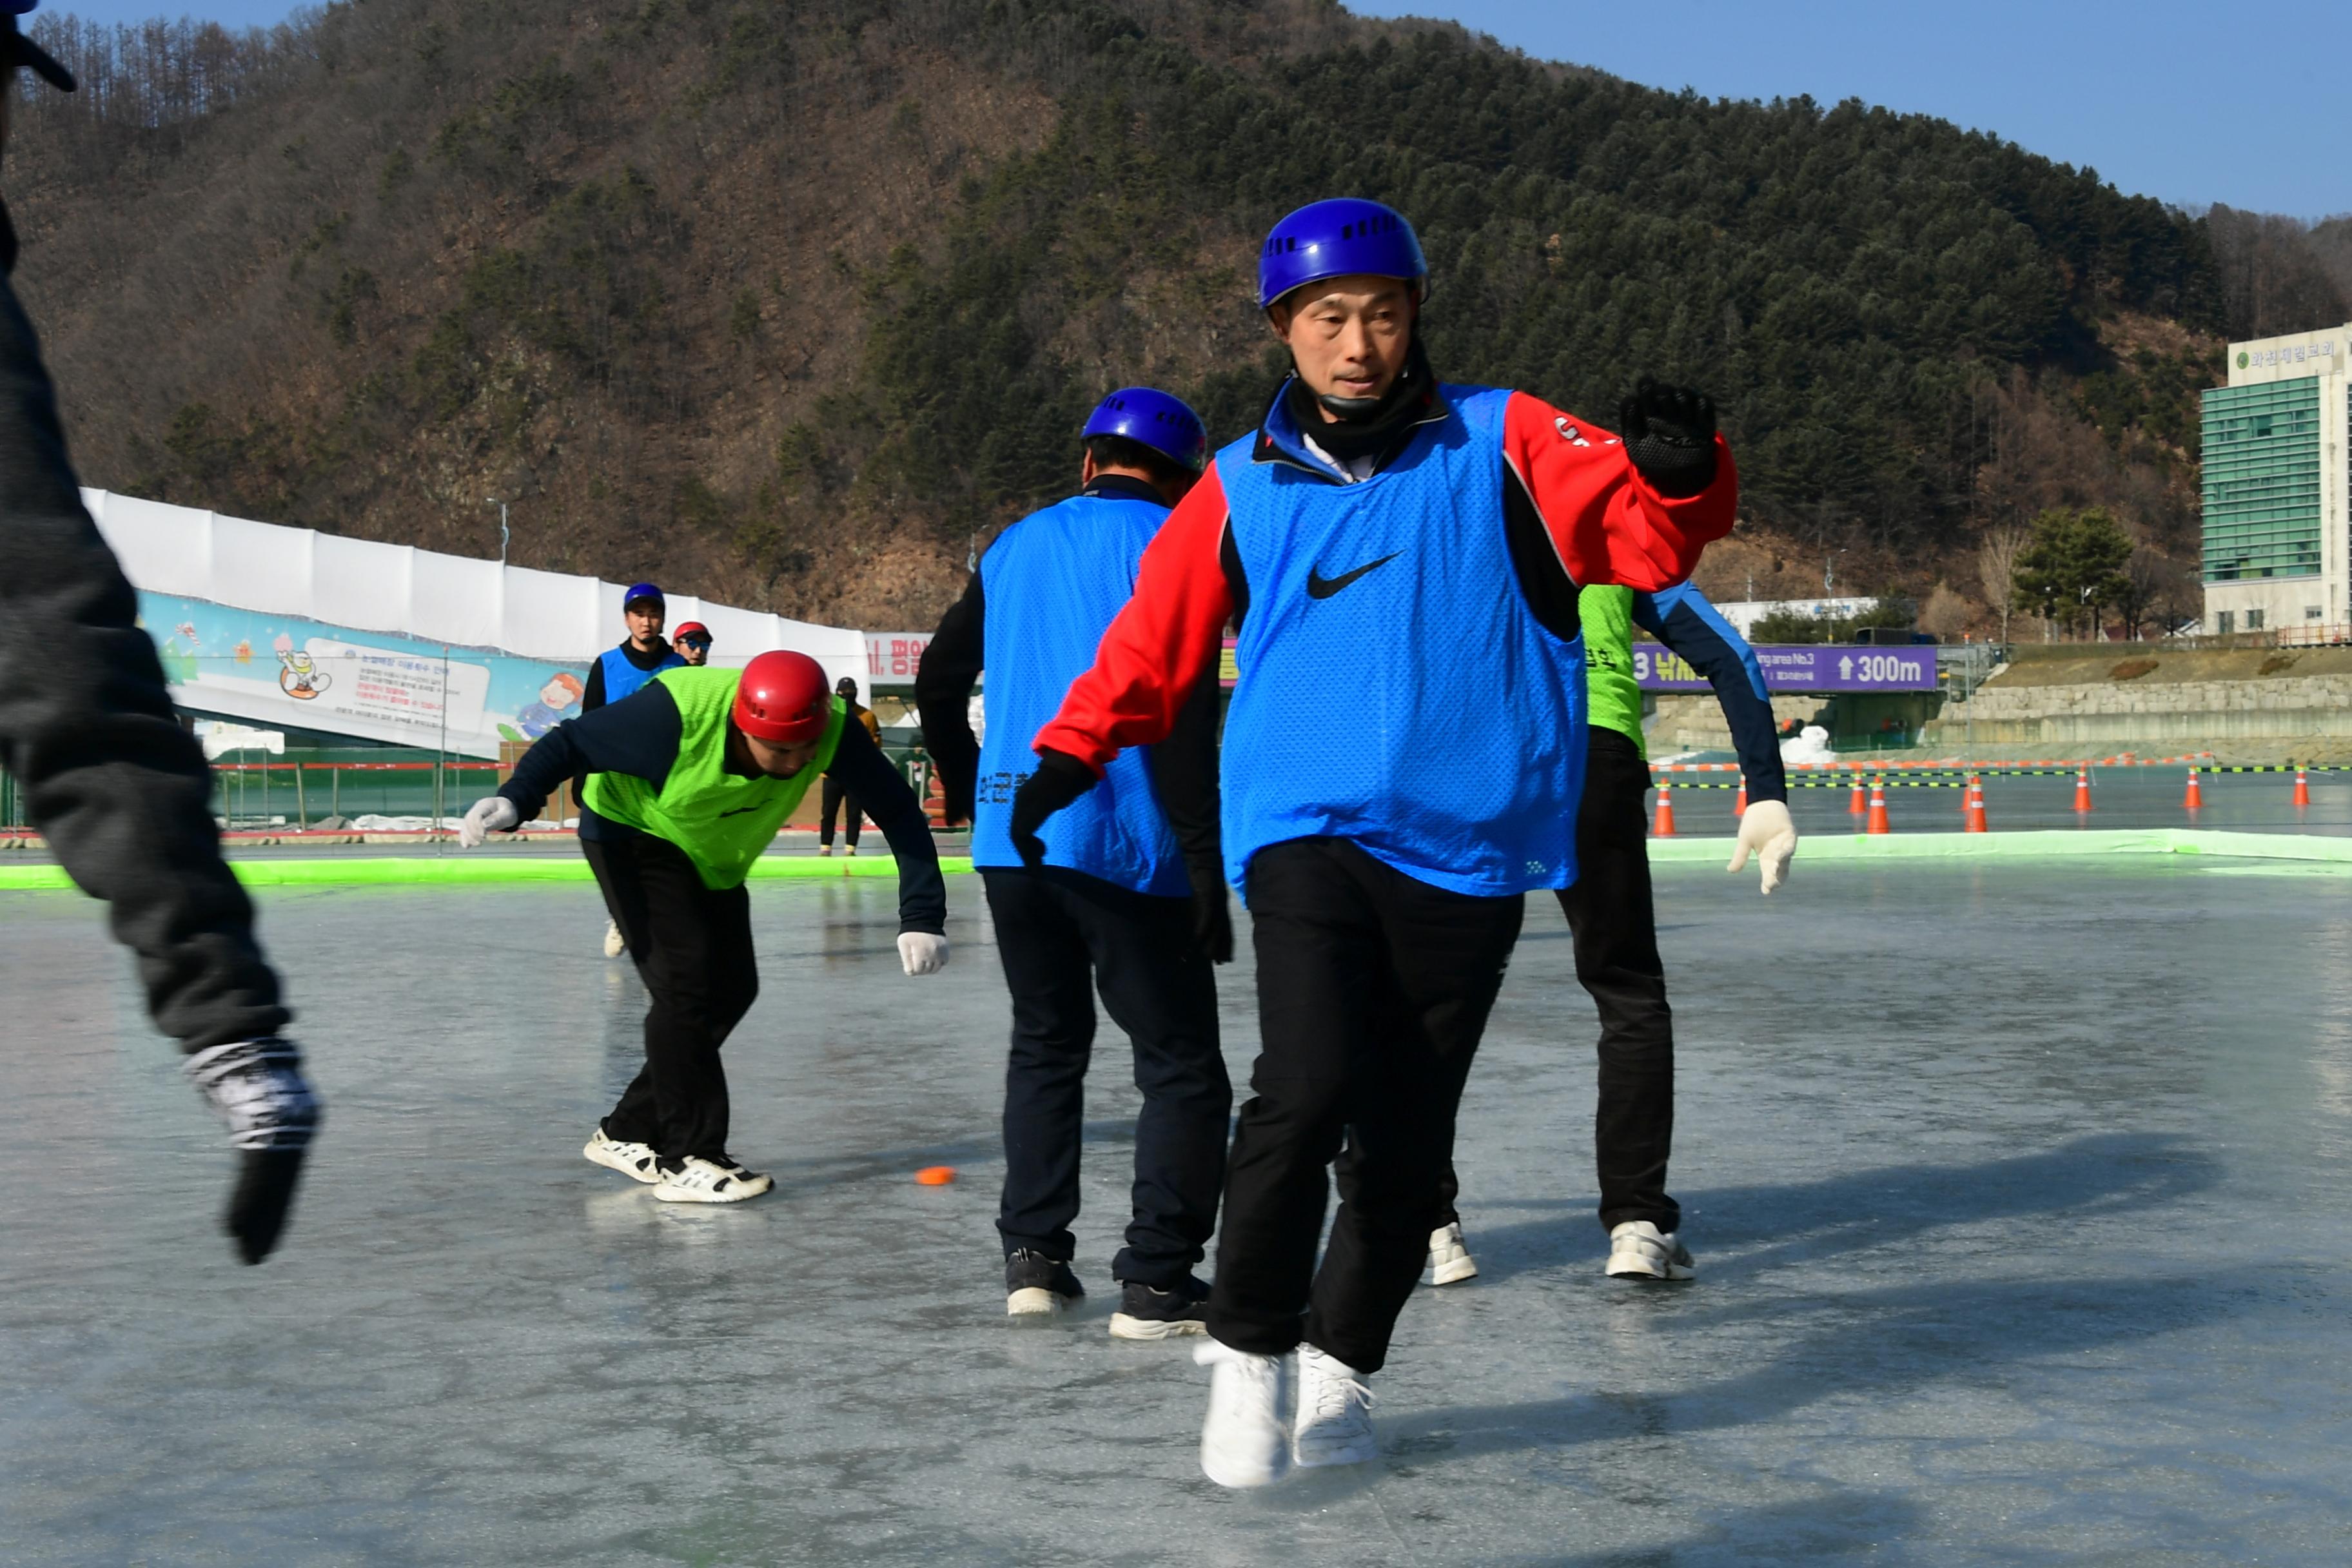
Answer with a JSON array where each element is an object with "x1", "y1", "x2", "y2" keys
[
  {"x1": 1502, "y1": 391, "x2": 1738, "y2": 591},
  {"x1": 1033, "y1": 466, "x2": 1235, "y2": 775}
]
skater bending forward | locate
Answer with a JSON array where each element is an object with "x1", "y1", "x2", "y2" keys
[
  {"x1": 461, "y1": 652, "x2": 948, "y2": 1203},
  {"x1": 1014, "y1": 198, "x2": 1738, "y2": 1487}
]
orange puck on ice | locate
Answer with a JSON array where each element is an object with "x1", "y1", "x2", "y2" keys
[{"x1": 915, "y1": 1166, "x2": 956, "y2": 1186}]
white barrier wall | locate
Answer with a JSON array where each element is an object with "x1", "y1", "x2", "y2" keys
[
  {"x1": 84, "y1": 490, "x2": 869, "y2": 758},
  {"x1": 83, "y1": 490, "x2": 866, "y2": 677}
]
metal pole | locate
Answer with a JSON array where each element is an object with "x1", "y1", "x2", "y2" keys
[
  {"x1": 437, "y1": 650, "x2": 449, "y2": 849},
  {"x1": 293, "y1": 760, "x2": 306, "y2": 829}
]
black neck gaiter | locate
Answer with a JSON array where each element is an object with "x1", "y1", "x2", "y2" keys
[{"x1": 1282, "y1": 337, "x2": 1437, "y2": 464}]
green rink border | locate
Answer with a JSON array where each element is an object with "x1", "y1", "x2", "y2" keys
[{"x1": 2, "y1": 831, "x2": 2350, "y2": 892}]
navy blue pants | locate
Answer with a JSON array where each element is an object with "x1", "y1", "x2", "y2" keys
[{"x1": 983, "y1": 867, "x2": 1228, "y2": 1289}]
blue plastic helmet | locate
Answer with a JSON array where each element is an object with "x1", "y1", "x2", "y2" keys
[
  {"x1": 1081, "y1": 387, "x2": 1208, "y2": 473},
  {"x1": 1256, "y1": 198, "x2": 1427, "y2": 310}
]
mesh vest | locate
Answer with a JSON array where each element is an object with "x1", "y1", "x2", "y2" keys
[
  {"x1": 585, "y1": 668, "x2": 843, "y2": 890},
  {"x1": 1581, "y1": 584, "x2": 1645, "y2": 757},
  {"x1": 596, "y1": 643, "x2": 685, "y2": 705},
  {"x1": 972, "y1": 492, "x2": 1189, "y2": 895},
  {"x1": 1217, "y1": 385, "x2": 1586, "y2": 898}
]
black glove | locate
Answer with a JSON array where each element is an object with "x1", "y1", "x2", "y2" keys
[
  {"x1": 1186, "y1": 856, "x2": 1233, "y2": 964},
  {"x1": 1008, "y1": 749, "x2": 1098, "y2": 867},
  {"x1": 1618, "y1": 377, "x2": 1720, "y2": 498},
  {"x1": 186, "y1": 1037, "x2": 322, "y2": 1265}
]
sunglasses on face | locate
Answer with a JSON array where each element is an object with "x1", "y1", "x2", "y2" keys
[{"x1": 680, "y1": 638, "x2": 711, "y2": 652}]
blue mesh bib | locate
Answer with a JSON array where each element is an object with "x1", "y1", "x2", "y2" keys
[
  {"x1": 1218, "y1": 386, "x2": 1585, "y2": 898},
  {"x1": 972, "y1": 493, "x2": 1189, "y2": 896}
]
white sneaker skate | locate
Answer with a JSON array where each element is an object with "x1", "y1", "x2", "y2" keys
[
  {"x1": 603, "y1": 917, "x2": 626, "y2": 958},
  {"x1": 1293, "y1": 1344, "x2": 1377, "y2": 1469},
  {"x1": 583, "y1": 1126, "x2": 661, "y2": 1184},
  {"x1": 817, "y1": 845, "x2": 832, "y2": 857},
  {"x1": 1607, "y1": 1220, "x2": 1695, "y2": 1280},
  {"x1": 1427, "y1": 1220, "x2": 1479, "y2": 1285},
  {"x1": 1194, "y1": 1339, "x2": 1291, "y2": 1488},
  {"x1": 651, "y1": 1155, "x2": 772, "y2": 1204}
]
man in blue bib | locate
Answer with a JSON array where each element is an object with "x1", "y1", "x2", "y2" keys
[
  {"x1": 917, "y1": 388, "x2": 1232, "y2": 1342},
  {"x1": 583, "y1": 582, "x2": 686, "y2": 956},
  {"x1": 1016, "y1": 199, "x2": 1739, "y2": 1486}
]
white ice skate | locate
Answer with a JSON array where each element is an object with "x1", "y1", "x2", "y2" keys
[
  {"x1": 1606, "y1": 1220, "x2": 1695, "y2": 1280},
  {"x1": 1427, "y1": 1220, "x2": 1479, "y2": 1285},
  {"x1": 651, "y1": 1155, "x2": 772, "y2": 1204},
  {"x1": 1195, "y1": 1339, "x2": 1292, "y2": 1489},
  {"x1": 1293, "y1": 1345, "x2": 1377, "y2": 1469},
  {"x1": 602, "y1": 918, "x2": 626, "y2": 958},
  {"x1": 582, "y1": 1126, "x2": 662, "y2": 1184}
]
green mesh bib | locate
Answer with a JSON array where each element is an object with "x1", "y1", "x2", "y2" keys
[
  {"x1": 585, "y1": 668, "x2": 844, "y2": 889},
  {"x1": 1582, "y1": 584, "x2": 1645, "y2": 758}
]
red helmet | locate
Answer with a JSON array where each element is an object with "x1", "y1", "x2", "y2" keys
[
  {"x1": 732, "y1": 650, "x2": 830, "y2": 745},
  {"x1": 672, "y1": 620, "x2": 710, "y2": 644}
]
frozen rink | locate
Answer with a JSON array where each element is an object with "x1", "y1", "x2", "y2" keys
[{"x1": 3, "y1": 856, "x2": 2349, "y2": 1565}]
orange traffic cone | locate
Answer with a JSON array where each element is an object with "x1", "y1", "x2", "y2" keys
[
  {"x1": 1734, "y1": 780, "x2": 1749, "y2": 817},
  {"x1": 1865, "y1": 777, "x2": 1890, "y2": 835},
  {"x1": 1964, "y1": 775, "x2": 1988, "y2": 832},
  {"x1": 1652, "y1": 783, "x2": 1677, "y2": 837},
  {"x1": 2073, "y1": 767, "x2": 2093, "y2": 812},
  {"x1": 1848, "y1": 770, "x2": 1867, "y2": 816},
  {"x1": 2183, "y1": 766, "x2": 2203, "y2": 810},
  {"x1": 2293, "y1": 765, "x2": 2310, "y2": 808}
]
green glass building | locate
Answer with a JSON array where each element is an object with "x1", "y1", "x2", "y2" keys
[{"x1": 2202, "y1": 328, "x2": 2351, "y2": 637}]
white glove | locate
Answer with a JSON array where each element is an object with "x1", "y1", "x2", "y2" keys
[
  {"x1": 1727, "y1": 798, "x2": 1796, "y2": 896},
  {"x1": 458, "y1": 796, "x2": 520, "y2": 848},
  {"x1": 897, "y1": 931, "x2": 949, "y2": 976}
]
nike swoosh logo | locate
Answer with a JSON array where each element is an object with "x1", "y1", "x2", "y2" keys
[{"x1": 1306, "y1": 551, "x2": 1402, "y2": 600}]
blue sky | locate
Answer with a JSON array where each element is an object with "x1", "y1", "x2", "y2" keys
[{"x1": 46, "y1": 0, "x2": 2351, "y2": 217}]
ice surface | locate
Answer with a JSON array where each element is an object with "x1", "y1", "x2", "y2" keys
[{"x1": 1, "y1": 858, "x2": 2347, "y2": 1565}]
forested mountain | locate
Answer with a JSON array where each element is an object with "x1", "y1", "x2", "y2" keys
[{"x1": 2, "y1": 0, "x2": 2315, "y2": 631}]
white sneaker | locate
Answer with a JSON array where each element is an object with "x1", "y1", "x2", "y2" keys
[
  {"x1": 651, "y1": 1155, "x2": 772, "y2": 1204},
  {"x1": 583, "y1": 1125, "x2": 661, "y2": 1184},
  {"x1": 844, "y1": 845, "x2": 858, "y2": 856},
  {"x1": 603, "y1": 918, "x2": 626, "y2": 958},
  {"x1": 818, "y1": 845, "x2": 832, "y2": 857},
  {"x1": 1607, "y1": 1220, "x2": 1695, "y2": 1280},
  {"x1": 1194, "y1": 1339, "x2": 1292, "y2": 1488},
  {"x1": 1427, "y1": 1220, "x2": 1479, "y2": 1285},
  {"x1": 1293, "y1": 1344, "x2": 1377, "y2": 1469}
]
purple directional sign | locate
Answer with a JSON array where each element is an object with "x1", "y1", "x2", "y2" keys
[{"x1": 1636, "y1": 644, "x2": 1939, "y2": 693}]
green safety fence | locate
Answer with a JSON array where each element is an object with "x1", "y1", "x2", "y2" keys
[{"x1": 6, "y1": 833, "x2": 2352, "y2": 891}]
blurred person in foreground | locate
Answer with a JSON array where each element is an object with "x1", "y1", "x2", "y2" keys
[{"x1": 0, "y1": 1, "x2": 318, "y2": 1264}]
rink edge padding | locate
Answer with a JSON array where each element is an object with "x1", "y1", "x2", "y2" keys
[
  {"x1": 4, "y1": 831, "x2": 2352, "y2": 890},
  {"x1": 0, "y1": 853, "x2": 979, "y2": 890}
]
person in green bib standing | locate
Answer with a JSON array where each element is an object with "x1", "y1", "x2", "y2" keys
[
  {"x1": 1425, "y1": 579, "x2": 1795, "y2": 1287},
  {"x1": 458, "y1": 650, "x2": 948, "y2": 1202}
]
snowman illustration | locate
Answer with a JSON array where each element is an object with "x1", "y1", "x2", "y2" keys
[{"x1": 276, "y1": 637, "x2": 331, "y2": 700}]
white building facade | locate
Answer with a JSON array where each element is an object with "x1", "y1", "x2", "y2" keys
[{"x1": 2202, "y1": 324, "x2": 2352, "y2": 636}]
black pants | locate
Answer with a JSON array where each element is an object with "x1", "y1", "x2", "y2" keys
[
  {"x1": 1437, "y1": 725, "x2": 1678, "y2": 1235},
  {"x1": 819, "y1": 777, "x2": 861, "y2": 848},
  {"x1": 1210, "y1": 838, "x2": 1522, "y2": 1373},
  {"x1": 583, "y1": 831, "x2": 758, "y2": 1162},
  {"x1": 983, "y1": 867, "x2": 1229, "y2": 1288}
]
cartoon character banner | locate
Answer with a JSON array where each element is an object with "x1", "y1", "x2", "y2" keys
[{"x1": 140, "y1": 590, "x2": 591, "y2": 757}]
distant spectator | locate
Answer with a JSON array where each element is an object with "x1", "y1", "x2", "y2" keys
[
  {"x1": 818, "y1": 675, "x2": 883, "y2": 856},
  {"x1": 585, "y1": 583, "x2": 685, "y2": 955},
  {"x1": 672, "y1": 621, "x2": 712, "y2": 667}
]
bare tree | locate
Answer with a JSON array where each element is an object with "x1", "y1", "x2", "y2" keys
[{"x1": 1977, "y1": 525, "x2": 2028, "y2": 646}]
